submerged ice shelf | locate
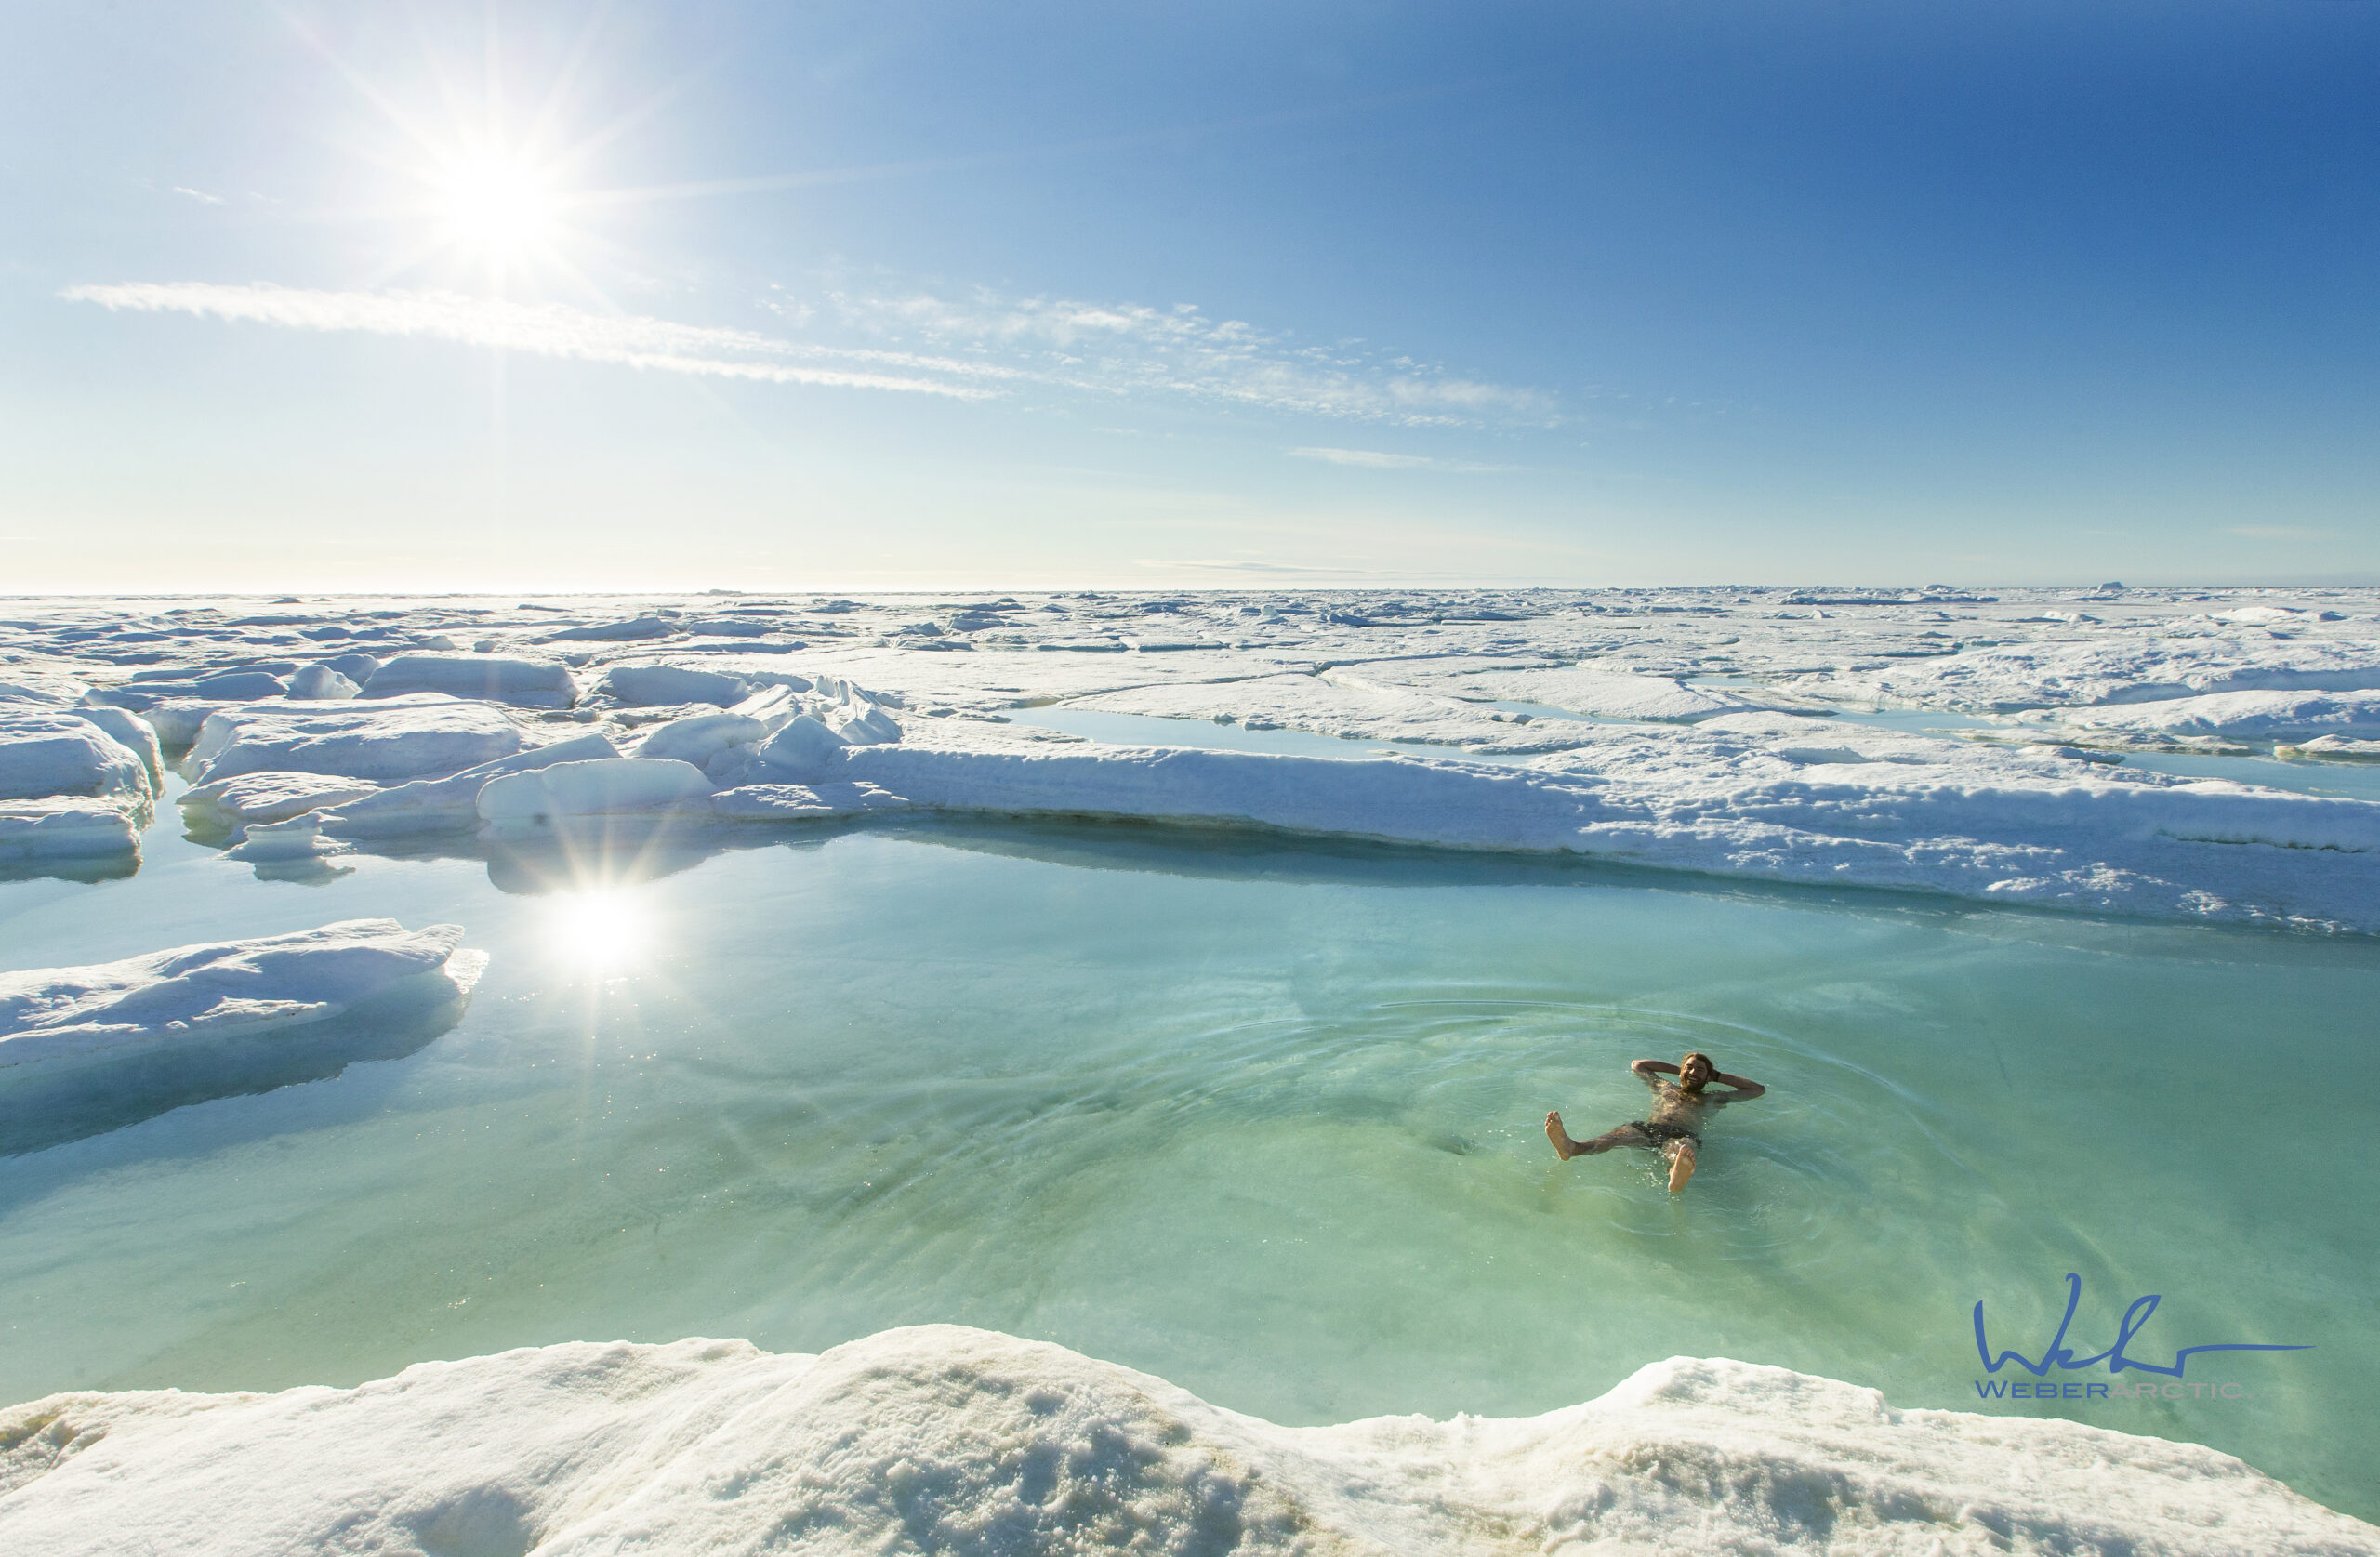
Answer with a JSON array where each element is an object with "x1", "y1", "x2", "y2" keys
[{"x1": 4, "y1": 1325, "x2": 2372, "y2": 1556}]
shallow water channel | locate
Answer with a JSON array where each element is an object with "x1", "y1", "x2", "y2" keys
[{"x1": 2, "y1": 791, "x2": 2375, "y2": 1519}]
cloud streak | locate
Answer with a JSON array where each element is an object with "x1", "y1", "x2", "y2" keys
[
  {"x1": 63, "y1": 279, "x2": 1554, "y2": 427},
  {"x1": 1288, "y1": 446, "x2": 1517, "y2": 471},
  {"x1": 825, "y1": 285, "x2": 1554, "y2": 428},
  {"x1": 62, "y1": 283, "x2": 991, "y2": 398}
]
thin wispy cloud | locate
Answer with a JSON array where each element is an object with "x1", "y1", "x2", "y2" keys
[
  {"x1": 1288, "y1": 446, "x2": 1518, "y2": 472},
  {"x1": 2224, "y1": 524, "x2": 2332, "y2": 540},
  {"x1": 61, "y1": 283, "x2": 992, "y2": 398},
  {"x1": 62, "y1": 278, "x2": 1554, "y2": 426},
  {"x1": 826, "y1": 285, "x2": 1554, "y2": 429},
  {"x1": 172, "y1": 186, "x2": 227, "y2": 205}
]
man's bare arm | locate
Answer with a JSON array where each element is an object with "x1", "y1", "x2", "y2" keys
[
  {"x1": 1707, "y1": 1071, "x2": 1765, "y2": 1102},
  {"x1": 1632, "y1": 1059, "x2": 1678, "y2": 1087}
]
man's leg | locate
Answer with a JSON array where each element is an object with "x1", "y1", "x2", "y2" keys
[
  {"x1": 1664, "y1": 1137, "x2": 1698, "y2": 1193},
  {"x1": 1548, "y1": 1113, "x2": 1650, "y2": 1161}
]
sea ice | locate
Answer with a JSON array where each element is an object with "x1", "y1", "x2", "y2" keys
[
  {"x1": 62, "y1": 706, "x2": 164, "y2": 788},
  {"x1": 9, "y1": 584, "x2": 2379, "y2": 930},
  {"x1": 536, "y1": 614, "x2": 678, "y2": 642},
  {"x1": 633, "y1": 709, "x2": 774, "y2": 769},
  {"x1": 0, "y1": 919, "x2": 479, "y2": 1072},
  {"x1": 475, "y1": 758, "x2": 716, "y2": 835},
  {"x1": 183, "y1": 694, "x2": 528, "y2": 784},
  {"x1": 317, "y1": 732, "x2": 621, "y2": 838},
  {"x1": 0, "y1": 1326, "x2": 2368, "y2": 1556},
  {"x1": 2007, "y1": 687, "x2": 2380, "y2": 745},
  {"x1": 178, "y1": 772, "x2": 382, "y2": 837},
  {"x1": 595, "y1": 663, "x2": 750, "y2": 707},
  {"x1": 0, "y1": 798, "x2": 140, "y2": 864},
  {"x1": 0, "y1": 711, "x2": 151, "y2": 802},
  {"x1": 284, "y1": 663, "x2": 360, "y2": 700},
  {"x1": 359, "y1": 653, "x2": 578, "y2": 708}
]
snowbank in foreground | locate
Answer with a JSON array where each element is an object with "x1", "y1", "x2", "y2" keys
[
  {"x1": 0, "y1": 920, "x2": 480, "y2": 1072},
  {"x1": 0, "y1": 1326, "x2": 2368, "y2": 1556}
]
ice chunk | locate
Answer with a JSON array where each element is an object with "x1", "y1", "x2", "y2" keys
[
  {"x1": 829, "y1": 700, "x2": 903, "y2": 745},
  {"x1": 0, "y1": 919, "x2": 475, "y2": 1072},
  {"x1": 1430, "y1": 666, "x2": 1756, "y2": 721},
  {"x1": 185, "y1": 695, "x2": 527, "y2": 785},
  {"x1": 709, "y1": 780, "x2": 909, "y2": 819},
  {"x1": 829, "y1": 730, "x2": 2380, "y2": 932},
  {"x1": 536, "y1": 614, "x2": 678, "y2": 641},
  {"x1": 87, "y1": 672, "x2": 287, "y2": 707},
  {"x1": 0, "y1": 674, "x2": 86, "y2": 705},
  {"x1": 2021, "y1": 688, "x2": 2380, "y2": 743},
  {"x1": 62, "y1": 706, "x2": 163, "y2": 790},
  {"x1": 0, "y1": 798, "x2": 140, "y2": 864},
  {"x1": 221, "y1": 811, "x2": 343, "y2": 863},
  {"x1": 0, "y1": 712, "x2": 151, "y2": 801},
  {"x1": 359, "y1": 654, "x2": 578, "y2": 708},
  {"x1": 476, "y1": 758, "x2": 715, "y2": 833},
  {"x1": 135, "y1": 699, "x2": 240, "y2": 746},
  {"x1": 285, "y1": 663, "x2": 360, "y2": 700},
  {"x1": 179, "y1": 772, "x2": 380, "y2": 835},
  {"x1": 746, "y1": 714, "x2": 848, "y2": 781},
  {"x1": 2280, "y1": 734, "x2": 2380, "y2": 762},
  {"x1": 0, "y1": 1326, "x2": 2366, "y2": 1557},
  {"x1": 597, "y1": 664, "x2": 750, "y2": 706},
  {"x1": 633, "y1": 710, "x2": 769, "y2": 768},
  {"x1": 318, "y1": 732, "x2": 620, "y2": 838}
]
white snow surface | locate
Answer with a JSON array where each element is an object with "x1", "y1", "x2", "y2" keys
[
  {"x1": 360, "y1": 653, "x2": 578, "y2": 708},
  {"x1": 319, "y1": 732, "x2": 621, "y2": 837},
  {"x1": 476, "y1": 758, "x2": 715, "y2": 830},
  {"x1": 0, "y1": 1325, "x2": 2369, "y2": 1557},
  {"x1": 0, "y1": 798, "x2": 140, "y2": 863},
  {"x1": 2007, "y1": 687, "x2": 2380, "y2": 743},
  {"x1": 0, "y1": 919, "x2": 478, "y2": 1071},
  {"x1": 179, "y1": 771, "x2": 382, "y2": 835},
  {"x1": 0, "y1": 711, "x2": 151, "y2": 802},
  {"x1": 7, "y1": 585, "x2": 2378, "y2": 926},
  {"x1": 184, "y1": 693, "x2": 529, "y2": 784}
]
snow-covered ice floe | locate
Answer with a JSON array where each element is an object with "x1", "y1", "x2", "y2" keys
[
  {"x1": 2000, "y1": 688, "x2": 2380, "y2": 750},
  {"x1": 183, "y1": 693, "x2": 529, "y2": 785},
  {"x1": 0, "y1": 709, "x2": 156, "y2": 864},
  {"x1": 7, "y1": 586, "x2": 2379, "y2": 927},
  {"x1": 0, "y1": 1325, "x2": 2370, "y2": 1556},
  {"x1": 0, "y1": 919, "x2": 483, "y2": 1075}
]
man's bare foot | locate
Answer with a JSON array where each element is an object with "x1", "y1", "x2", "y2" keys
[
  {"x1": 1547, "y1": 1111, "x2": 1580, "y2": 1160},
  {"x1": 1665, "y1": 1140, "x2": 1698, "y2": 1193}
]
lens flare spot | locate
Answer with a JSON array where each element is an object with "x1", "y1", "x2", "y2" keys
[{"x1": 546, "y1": 889, "x2": 648, "y2": 969}]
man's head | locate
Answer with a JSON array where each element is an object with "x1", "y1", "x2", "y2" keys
[{"x1": 1678, "y1": 1051, "x2": 1716, "y2": 1091}]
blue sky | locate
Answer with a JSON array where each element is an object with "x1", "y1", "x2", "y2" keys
[{"x1": 3, "y1": 1, "x2": 2373, "y2": 591}]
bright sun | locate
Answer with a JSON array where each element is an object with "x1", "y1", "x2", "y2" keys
[
  {"x1": 546, "y1": 889, "x2": 650, "y2": 970},
  {"x1": 431, "y1": 152, "x2": 563, "y2": 265}
]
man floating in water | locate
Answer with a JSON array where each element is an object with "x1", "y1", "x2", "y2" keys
[{"x1": 1546, "y1": 1051, "x2": 1765, "y2": 1193}]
